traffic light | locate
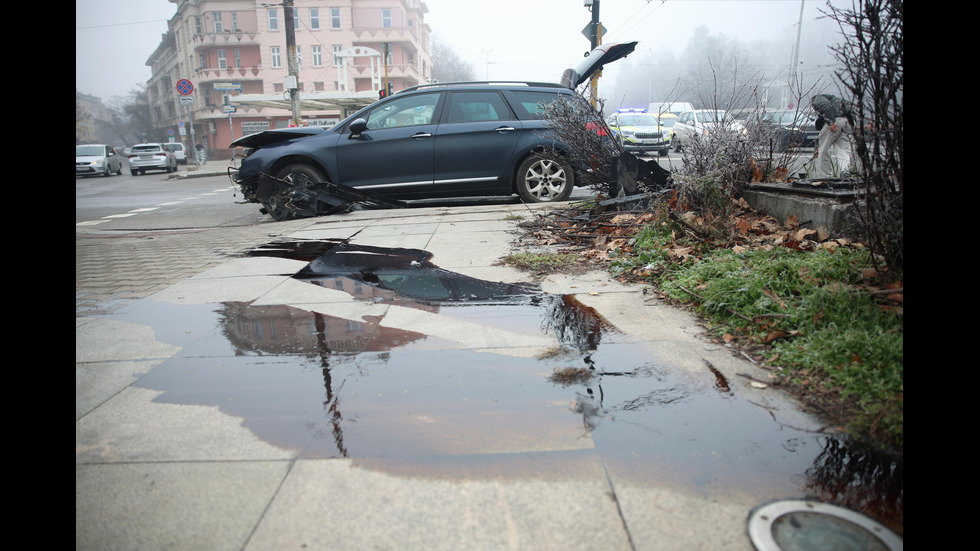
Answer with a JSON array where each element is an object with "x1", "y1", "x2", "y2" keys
[{"x1": 379, "y1": 88, "x2": 387, "y2": 99}]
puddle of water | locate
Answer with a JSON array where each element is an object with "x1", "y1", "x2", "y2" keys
[{"x1": 100, "y1": 240, "x2": 901, "y2": 533}]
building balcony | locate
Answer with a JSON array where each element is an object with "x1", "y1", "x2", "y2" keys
[
  {"x1": 191, "y1": 30, "x2": 261, "y2": 48},
  {"x1": 195, "y1": 66, "x2": 263, "y2": 83}
]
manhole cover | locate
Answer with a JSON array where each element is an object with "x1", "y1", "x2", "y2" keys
[{"x1": 747, "y1": 500, "x2": 902, "y2": 551}]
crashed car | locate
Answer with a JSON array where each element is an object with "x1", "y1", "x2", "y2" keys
[{"x1": 230, "y1": 42, "x2": 648, "y2": 220}]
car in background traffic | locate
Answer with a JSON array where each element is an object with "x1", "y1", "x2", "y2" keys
[
  {"x1": 127, "y1": 143, "x2": 178, "y2": 175},
  {"x1": 231, "y1": 42, "x2": 639, "y2": 220},
  {"x1": 655, "y1": 112, "x2": 678, "y2": 149},
  {"x1": 163, "y1": 142, "x2": 188, "y2": 165},
  {"x1": 747, "y1": 110, "x2": 819, "y2": 152},
  {"x1": 671, "y1": 109, "x2": 746, "y2": 152},
  {"x1": 605, "y1": 109, "x2": 671, "y2": 156},
  {"x1": 76, "y1": 144, "x2": 123, "y2": 177}
]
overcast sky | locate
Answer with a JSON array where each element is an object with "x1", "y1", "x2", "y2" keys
[{"x1": 76, "y1": 0, "x2": 842, "y2": 101}]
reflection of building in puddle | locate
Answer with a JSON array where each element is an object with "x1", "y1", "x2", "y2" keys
[
  {"x1": 307, "y1": 275, "x2": 439, "y2": 313},
  {"x1": 219, "y1": 303, "x2": 426, "y2": 356}
]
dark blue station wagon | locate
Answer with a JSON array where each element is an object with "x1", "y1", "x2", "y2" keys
[{"x1": 231, "y1": 42, "x2": 637, "y2": 220}]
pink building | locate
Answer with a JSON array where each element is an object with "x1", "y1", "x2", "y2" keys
[{"x1": 146, "y1": 0, "x2": 433, "y2": 160}]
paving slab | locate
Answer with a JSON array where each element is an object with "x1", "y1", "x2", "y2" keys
[{"x1": 77, "y1": 201, "x2": 854, "y2": 551}]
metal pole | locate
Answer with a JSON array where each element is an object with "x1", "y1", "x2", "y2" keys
[
  {"x1": 284, "y1": 0, "x2": 301, "y2": 125},
  {"x1": 789, "y1": 0, "x2": 805, "y2": 108},
  {"x1": 589, "y1": 0, "x2": 601, "y2": 107}
]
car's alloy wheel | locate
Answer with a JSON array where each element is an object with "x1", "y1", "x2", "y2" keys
[{"x1": 515, "y1": 154, "x2": 574, "y2": 203}]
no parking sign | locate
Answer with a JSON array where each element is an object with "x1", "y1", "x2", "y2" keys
[{"x1": 177, "y1": 79, "x2": 194, "y2": 95}]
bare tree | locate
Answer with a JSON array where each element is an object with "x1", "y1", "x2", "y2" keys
[
  {"x1": 430, "y1": 35, "x2": 476, "y2": 83},
  {"x1": 824, "y1": 0, "x2": 903, "y2": 272}
]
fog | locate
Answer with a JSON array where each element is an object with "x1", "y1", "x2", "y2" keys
[{"x1": 76, "y1": 0, "x2": 852, "y2": 107}]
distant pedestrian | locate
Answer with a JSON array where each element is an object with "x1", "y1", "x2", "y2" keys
[
  {"x1": 810, "y1": 94, "x2": 853, "y2": 178},
  {"x1": 196, "y1": 143, "x2": 207, "y2": 165}
]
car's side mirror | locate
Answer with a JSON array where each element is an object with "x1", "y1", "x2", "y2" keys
[{"x1": 349, "y1": 119, "x2": 368, "y2": 139}]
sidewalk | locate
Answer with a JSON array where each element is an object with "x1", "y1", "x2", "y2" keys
[{"x1": 76, "y1": 201, "x2": 828, "y2": 550}]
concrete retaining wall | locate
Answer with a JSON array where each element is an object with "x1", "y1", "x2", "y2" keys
[{"x1": 740, "y1": 185, "x2": 866, "y2": 238}]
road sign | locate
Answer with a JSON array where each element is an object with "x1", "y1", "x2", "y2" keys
[
  {"x1": 214, "y1": 82, "x2": 242, "y2": 91},
  {"x1": 582, "y1": 22, "x2": 607, "y2": 41},
  {"x1": 177, "y1": 79, "x2": 194, "y2": 95}
]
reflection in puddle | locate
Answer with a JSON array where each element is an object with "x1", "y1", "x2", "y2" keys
[{"x1": 119, "y1": 240, "x2": 901, "y2": 533}]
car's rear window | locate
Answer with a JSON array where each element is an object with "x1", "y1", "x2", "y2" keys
[
  {"x1": 163, "y1": 144, "x2": 184, "y2": 152},
  {"x1": 133, "y1": 145, "x2": 162, "y2": 153}
]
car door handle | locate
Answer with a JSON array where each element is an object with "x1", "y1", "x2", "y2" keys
[
  {"x1": 493, "y1": 126, "x2": 516, "y2": 133},
  {"x1": 410, "y1": 132, "x2": 432, "y2": 139}
]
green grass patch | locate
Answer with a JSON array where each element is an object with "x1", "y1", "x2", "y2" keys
[{"x1": 637, "y1": 245, "x2": 903, "y2": 449}]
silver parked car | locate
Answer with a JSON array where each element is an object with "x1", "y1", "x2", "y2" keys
[
  {"x1": 76, "y1": 144, "x2": 123, "y2": 177},
  {"x1": 127, "y1": 143, "x2": 178, "y2": 175}
]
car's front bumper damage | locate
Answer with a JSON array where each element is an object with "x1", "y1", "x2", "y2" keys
[{"x1": 231, "y1": 168, "x2": 407, "y2": 220}]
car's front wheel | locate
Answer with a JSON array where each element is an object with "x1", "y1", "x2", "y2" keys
[
  {"x1": 266, "y1": 163, "x2": 329, "y2": 221},
  {"x1": 515, "y1": 154, "x2": 574, "y2": 203}
]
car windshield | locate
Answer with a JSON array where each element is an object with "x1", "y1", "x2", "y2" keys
[
  {"x1": 618, "y1": 114, "x2": 658, "y2": 127},
  {"x1": 657, "y1": 117, "x2": 677, "y2": 128},
  {"x1": 76, "y1": 145, "x2": 104, "y2": 156}
]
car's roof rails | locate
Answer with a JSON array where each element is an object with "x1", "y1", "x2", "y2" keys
[{"x1": 396, "y1": 81, "x2": 566, "y2": 94}]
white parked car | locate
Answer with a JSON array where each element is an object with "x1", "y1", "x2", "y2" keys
[
  {"x1": 163, "y1": 142, "x2": 188, "y2": 165},
  {"x1": 671, "y1": 109, "x2": 746, "y2": 152},
  {"x1": 127, "y1": 143, "x2": 178, "y2": 175}
]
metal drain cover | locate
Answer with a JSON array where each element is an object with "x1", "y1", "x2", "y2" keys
[{"x1": 747, "y1": 500, "x2": 902, "y2": 551}]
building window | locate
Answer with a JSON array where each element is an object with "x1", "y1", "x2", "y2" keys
[
  {"x1": 310, "y1": 8, "x2": 320, "y2": 30},
  {"x1": 213, "y1": 13, "x2": 223, "y2": 33},
  {"x1": 312, "y1": 45, "x2": 323, "y2": 67},
  {"x1": 217, "y1": 49, "x2": 227, "y2": 69},
  {"x1": 271, "y1": 46, "x2": 281, "y2": 68},
  {"x1": 194, "y1": 16, "x2": 202, "y2": 34},
  {"x1": 199, "y1": 52, "x2": 207, "y2": 70},
  {"x1": 296, "y1": 46, "x2": 302, "y2": 70},
  {"x1": 293, "y1": 10, "x2": 299, "y2": 30},
  {"x1": 231, "y1": 12, "x2": 239, "y2": 31},
  {"x1": 234, "y1": 49, "x2": 241, "y2": 68},
  {"x1": 382, "y1": 9, "x2": 392, "y2": 28},
  {"x1": 330, "y1": 7, "x2": 341, "y2": 29},
  {"x1": 268, "y1": 9, "x2": 279, "y2": 31},
  {"x1": 333, "y1": 44, "x2": 343, "y2": 66}
]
